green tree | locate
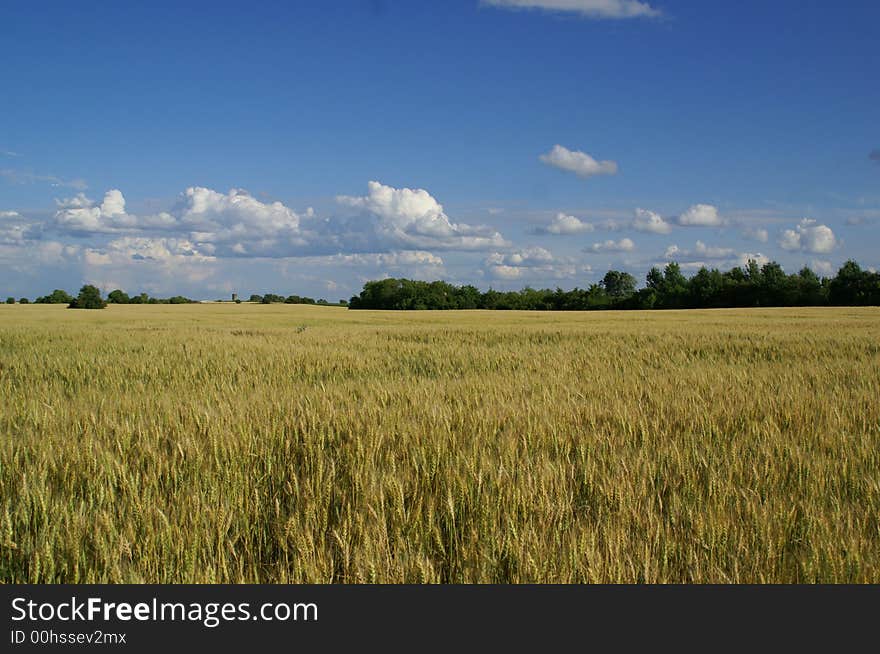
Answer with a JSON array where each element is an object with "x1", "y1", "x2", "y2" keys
[
  {"x1": 35, "y1": 289, "x2": 73, "y2": 304},
  {"x1": 107, "y1": 289, "x2": 130, "y2": 304},
  {"x1": 19, "y1": 298, "x2": 29, "y2": 304},
  {"x1": 68, "y1": 285, "x2": 107, "y2": 309},
  {"x1": 601, "y1": 270, "x2": 637, "y2": 299},
  {"x1": 5, "y1": 297, "x2": 13, "y2": 304}
]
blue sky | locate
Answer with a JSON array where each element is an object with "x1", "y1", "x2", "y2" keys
[{"x1": 1, "y1": 0, "x2": 878, "y2": 300}]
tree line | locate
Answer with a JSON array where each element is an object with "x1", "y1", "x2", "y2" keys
[
  {"x1": 246, "y1": 294, "x2": 345, "y2": 306},
  {"x1": 9, "y1": 286, "x2": 198, "y2": 309},
  {"x1": 348, "y1": 259, "x2": 880, "y2": 310}
]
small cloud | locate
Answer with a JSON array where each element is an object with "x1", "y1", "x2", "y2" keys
[
  {"x1": 539, "y1": 145, "x2": 618, "y2": 180},
  {"x1": 677, "y1": 204, "x2": 723, "y2": 227},
  {"x1": 632, "y1": 208, "x2": 672, "y2": 234},
  {"x1": 484, "y1": 247, "x2": 580, "y2": 281},
  {"x1": 534, "y1": 212, "x2": 594, "y2": 235},
  {"x1": 482, "y1": 0, "x2": 661, "y2": 20},
  {"x1": 778, "y1": 218, "x2": 837, "y2": 254},
  {"x1": 586, "y1": 238, "x2": 634, "y2": 253}
]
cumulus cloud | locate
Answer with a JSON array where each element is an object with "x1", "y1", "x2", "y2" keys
[
  {"x1": 677, "y1": 204, "x2": 723, "y2": 227},
  {"x1": 539, "y1": 145, "x2": 618, "y2": 180},
  {"x1": 54, "y1": 190, "x2": 138, "y2": 233},
  {"x1": 483, "y1": 0, "x2": 660, "y2": 19},
  {"x1": 80, "y1": 237, "x2": 218, "y2": 289},
  {"x1": 484, "y1": 247, "x2": 583, "y2": 281},
  {"x1": 337, "y1": 181, "x2": 507, "y2": 251},
  {"x1": 52, "y1": 186, "x2": 313, "y2": 256},
  {"x1": 632, "y1": 208, "x2": 672, "y2": 234},
  {"x1": 535, "y1": 212, "x2": 594, "y2": 235},
  {"x1": 174, "y1": 187, "x2": 309, "y2": 254},
  {"x1": 810, "y1": 260, "x2": 834, "y2": 276},
  {"x1": 0, "y1": 210, "x2": 42, "y2": 244},
  {"x1": 586, "y1": 238, "x2": 634, "y2": 253},
  {"x1": 778, "y1": 219, "x2": 837, "y2": 254}
]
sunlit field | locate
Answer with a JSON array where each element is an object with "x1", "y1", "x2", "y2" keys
[{"x1": 1, "y1": 303, "x2": 878, "y2": 583}]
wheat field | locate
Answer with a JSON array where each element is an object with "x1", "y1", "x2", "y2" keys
[{"x1": 1, "y1": 303, "x2": 878, "y2": 583}]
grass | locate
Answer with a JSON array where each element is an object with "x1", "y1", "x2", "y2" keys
[{"x1": 1, "y1": 303, "x2": 878, "y2": 583}]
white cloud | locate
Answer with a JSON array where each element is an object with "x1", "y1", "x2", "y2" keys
[
  {"x1": 632, "y1": 208, "x2": 672, "y2": 234},
  {"x1": 54, "y1": 190, "x2": 138, "y2": 233},
  {"x1": 176, "y1": 187, "x2": 308, "y2": 251},
  {"x1": 664, "y1": 244, "x2": 679, "y2": 259},
  {"x1": 587, "y1": 237, "x2": 634, "y2": 253},
  {"x1": 484, "y1": 247, "x2": 583, "y2": 281},
  {"x1": 538, "y1": 212, "x2": 594, "y2": 235},
  {"x1": 0, "y1": 210, "x2": 20, "y2": 218},
  {"x1": 677, "y1": 204, "x2": 723, "y2": 227},
  {"x1": 338, "y1": 181, "x2": 507, "y2": 251},
  {"x1": 539, "y1": 145, "x2": 618, "y2": 180},
  {"x1": 483, "y1": 0, "x2": 660, "y2": 19},
  {"x1": 94, "y1": 236, "x2": 214, "y2": 264},
  {"x1": 778, "y1": 219, "x2": 837, "y2": 254}
]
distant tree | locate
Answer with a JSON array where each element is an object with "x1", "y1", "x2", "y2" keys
[
  {"x1": 68, "y1": 285, "x2": 107, "y2": 309},
  {"x1": 107, "y1": 289, "x2": 130, "y2": 304},
  {"x1": 35, "y1": 289, "x2": 73, "y2": 304},
  {"x1": 19, "y1": 298, "x2": 29, "y2": 304},
  {"x1": 5, "y1": 297, "x2": 14, "y2": 304},
  {"x1": 339, "y1": 299, "x2": 348, "y2": 306},
  {"x1": 601, "y1": 270, "x2": 637, "y2": 300},
  {"x1": 249, "y1": 294, "x2": 263, "y2": 303},
  {"x1": 261, "y1": 293, "x2": 285, "y2": 304}
]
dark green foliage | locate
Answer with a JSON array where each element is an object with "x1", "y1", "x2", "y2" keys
[
  {"x1": 102, "y1": 289, "x2": 195, "y2": 304},
  {"x1": 107, "y1": 289, "x2": 130, "y2": 304},
  {"x1": 19, "y1": 298, "x2": 29, "y2": 304},
  {"x1": 601, "y1": 270, "x2": 637, "y2": 299},
  {"x1": 284, "y1": 294, "x2": 316, "y2": 304},
  {"x1": 68, "y1": 285, "x2": 107, "y2": 310},
  {"x1": 35, "y1": 289, "x2": 73, "y2": 304},
  {"x1": 248, "y1": 294, "x2": 263, "y2": 303},
  {"x1": 349, "y1": 260, "x2": 880, "y2": 311},
  {"x1": 5, "y1": 297, "x2": 13, "y2": 304}
]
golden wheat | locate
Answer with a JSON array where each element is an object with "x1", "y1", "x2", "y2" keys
[{"x1": 1, "y1": 303, "x2": 878, "y2": 582}]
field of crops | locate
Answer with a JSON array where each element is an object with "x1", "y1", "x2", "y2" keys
[{"x1": 1, "y1": 304, "x2": 878, "y2": 583}]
